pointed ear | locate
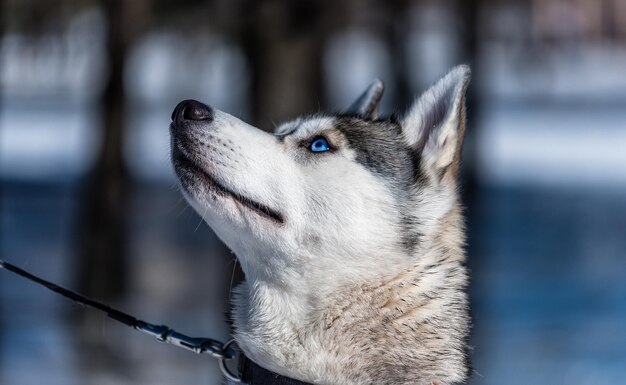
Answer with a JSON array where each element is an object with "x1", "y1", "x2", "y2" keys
[
  {"x1": 344, "y1": 79, "x2": 384, "y2": 119},
  {"x1": 402, "y1": 65, "x2": 471, "y2": 184}
]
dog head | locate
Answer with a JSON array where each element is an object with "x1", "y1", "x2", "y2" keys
[
  {"x1": 171, "y1": 66, "x2": 471, "y2": 383},
  {"x1": 171, "y1": 66, "x2": 470, "y2": 290}
]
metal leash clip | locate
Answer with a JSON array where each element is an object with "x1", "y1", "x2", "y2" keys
[
  {"x1": 136, "y1": 323, "x2": 233, "y2": 357},
  {"x1": 135, "y1": 323, "x2": 242, "y2": 381}
]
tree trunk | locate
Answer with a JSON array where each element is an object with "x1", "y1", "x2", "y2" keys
[
  {"x1": 240, "y1": 0, "x2": 327, "y2": 130},
  {"x1": 76, "y1": 0, "x2": 148, "y2": 343}
]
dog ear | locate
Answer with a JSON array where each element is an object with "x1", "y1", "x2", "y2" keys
[
  {"x1": 345, "y1": 79, "x2": 384, "y2": 119},
  {"x1": 402, "y1": 65, "x2": 471, "y2": 184}
]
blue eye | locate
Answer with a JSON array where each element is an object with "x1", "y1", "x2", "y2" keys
[{"x1": 309, "y1": 137, "x2": 330, "y2": 152}]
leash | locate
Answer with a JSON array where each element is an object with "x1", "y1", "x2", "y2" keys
[
  {"x1": 0, "y1": 259, "x2": 313, "y2": 385},
  {"x1": 0, "y1": 259, "x2": 242, "y2": 383}
]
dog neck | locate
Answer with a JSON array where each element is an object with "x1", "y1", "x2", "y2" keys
[{"x1": 231, "y1": 208, "x2": 469, "y2": 385}]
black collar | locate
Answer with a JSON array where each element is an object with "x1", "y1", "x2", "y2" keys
[{"x1": 239, "y1": 355, "x2": 314, "y2": 385}]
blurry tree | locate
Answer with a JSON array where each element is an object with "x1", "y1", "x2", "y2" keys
[
  {"x1": 458, "y1": 0, "x2": 479, "y2": 188},
  {"x1": 384, "y1": 0, "x2": 412, "y2": 109},
  {"x1": 237, "y1": 0, "x2": 328, "y2": 130},
  {"x1": 77, "y1": 0, "x2": 150, "y2": 341}
]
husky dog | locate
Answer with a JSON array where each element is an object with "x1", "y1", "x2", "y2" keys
[{"x1": 170, "y1": 66, "x2": 471, "y2": 385}]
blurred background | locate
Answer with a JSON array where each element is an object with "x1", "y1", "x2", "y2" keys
[{"x1": 1, "y1": 0, "x2": 626, "y2": 384}]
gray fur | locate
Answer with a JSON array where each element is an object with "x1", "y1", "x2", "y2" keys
[{"x1": 333, "y1": 115, "x2": 428, "y2": 254}]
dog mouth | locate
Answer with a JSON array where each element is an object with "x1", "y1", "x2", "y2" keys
[{"x1": 172, "y1": 145, "x2": 285, "y2": 225}]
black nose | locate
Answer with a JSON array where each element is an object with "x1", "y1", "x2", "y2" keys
[{"x1": 171, "y1": 100, "x2": 213, "y2": 122}]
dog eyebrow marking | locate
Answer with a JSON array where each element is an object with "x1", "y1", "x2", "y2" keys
[
  {"x1": 279, "y1": 125, "x2": 299, "y2": 137},
  {"x1": 292, "y1": 116, "x2": 335, "y2": 139},
  {"x1": 275, "y1": 120, "x2": 303, "y2": 142},
  {"x1": 276, "y1": 116, "x2": 335, "y2": 143},
  {"x1": 274, "y1": 118, "x2": 302, "y2": 137}
]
